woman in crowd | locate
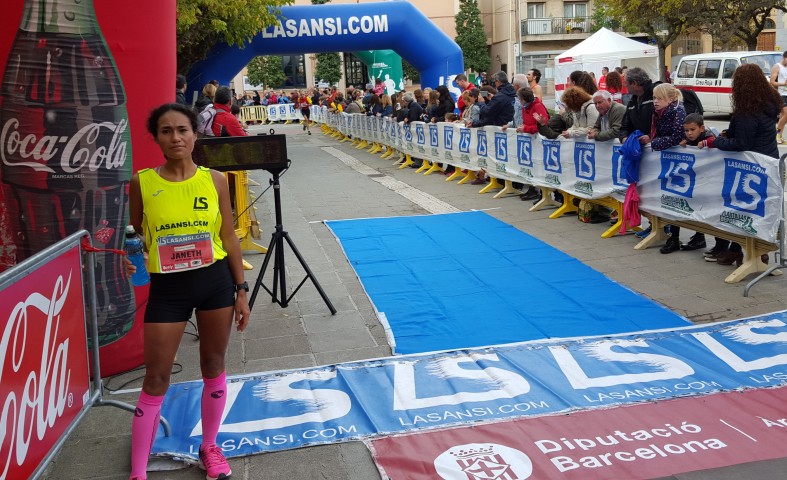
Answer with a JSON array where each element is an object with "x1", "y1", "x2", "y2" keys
[
  {"x1": 459, "y1": 89, "x2": 481, "y2": 124},
  {"x1": 126, "y1": 103, "x2": 249, "y2": 480},
  {"x1": 646, "y1": 83, "x2": 688, "y2": 254},
  {"x1": 560, "y1": 87, "x2": 598, "y2": 138},
  {"x1": 414, "y1": 89, "x2": 426, "y2": 110},
  {"x1": 569, "y1": 70, "x2": 598, "y2": 96},
  {"x1": 430, "y1": 85, "x2": 456, "y2": 123},
  {"x1": 699, "y1": 63, "x2": 781, "y2": 265},
  {"x1": 605, "y1": 71, "x2": 624, "y2": 103},
  {"x1": 379, "y1": 94, "x2": 393, "y2": 117},
  {"x1": 424, "y1": 89, "x2": 440, "y2": 121},
  {"x1": 515, "y1": 87, "x2": 548, "y2": 135},
  {"x1": 194, "y1": 83, "x2": 216, "y2": 113},
  {"x1": 373, "y1": 77, "x2": 386, "y2": 96},
  {"x1": 366, "y1": 94, "x2": 382, "y2": 116}
]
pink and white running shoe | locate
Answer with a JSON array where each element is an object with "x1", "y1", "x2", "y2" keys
[{"x1": 199, "y1": 444, "x2": 232, "y2": 480}]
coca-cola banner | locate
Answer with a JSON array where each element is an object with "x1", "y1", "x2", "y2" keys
[
  {"x1": 0, "y1": 242, "x2": 91, "y2": 480},
  {"x1": 0, "y1": 0, "x2": 176, "y2": 375}
]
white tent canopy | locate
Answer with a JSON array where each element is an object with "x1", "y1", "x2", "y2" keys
[{"x1": 554, "y1": 28, "x2": 659, "y2": 99}]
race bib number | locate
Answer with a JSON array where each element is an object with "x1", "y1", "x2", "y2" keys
[{"x1": 157, "y1": 232, "x2": 214, "y2": 273}]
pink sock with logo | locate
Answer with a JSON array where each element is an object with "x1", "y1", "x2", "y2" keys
[
  {"x1": 130, "y1": 391, "x2": 164, "y2": 478},
  {"x1": 201, "y1": 371, "x2": 227, "y2": 447}
]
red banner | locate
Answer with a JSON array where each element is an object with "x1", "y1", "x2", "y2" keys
[
  {"x1": 370, "y1": 387, "x2": 787, "y2": 479},
  {"x1": 0, "y1": 244, "x2": 91, "y2": 480}
]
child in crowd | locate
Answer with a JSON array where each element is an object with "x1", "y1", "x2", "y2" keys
[
  {"x1": 649, "y1": 83, "x2": 687, "y2": 254},
  {"x1": 674, "y1": 113, "x2": 716, "y2": 252}
]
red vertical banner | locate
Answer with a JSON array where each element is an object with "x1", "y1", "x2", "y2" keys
[
  {"x1": 0, "y1": 0, "x2": 175, "y2": 375},
  {"x1": 0, "y1": 244, "x2": 91, "y2": 480}
]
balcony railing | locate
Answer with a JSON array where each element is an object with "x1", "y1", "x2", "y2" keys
[{"x1": 522, "y1": 16, "x2": 622, "y2": 36}]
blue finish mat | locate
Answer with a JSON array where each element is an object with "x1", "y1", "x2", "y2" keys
[{"x1": 325, "y1": 211, "x2": 689, "y2": 354}]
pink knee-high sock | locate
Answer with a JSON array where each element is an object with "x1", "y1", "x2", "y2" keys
[
  {"x1": 130, "y1": 391, "x2": 164, "y2": 478},
  {"x1": 201, "y1": 371, "x2": 227, "y2": 447}
]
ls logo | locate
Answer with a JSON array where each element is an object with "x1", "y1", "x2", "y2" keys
[
  {"x1": 517, "y1": 136, "x2": 533, "y2": 167},
  {"x1": 611, "y1": 146, "x2": 628, "y2": 187},
  {"x1": 279, "y1": 106, "x2": 286, "y2": 115},
  {"x1": 722, "y1": 158, "x2": 768, "y2": 217},
  {"x1": 494, "y1": 132, "x2": 508, "y2": 162},
  {"x1": 193, "y1": 197, "x2": 208, "y2": 210},
  {"x1": 444, "y1": 126, "x2": 454, "y2": 150},
  {"x1": 573, "y1": 142, "x2": 595, "y2": 180},
  {"x1": 390, "y1": 121, "x2": 397, "y2": 137},
  {"x1": 429, "y1": 124, "x2": 439, "y2": 147},
  {"x1": 477, "y1": 131, "x2": 488, "y2": 157},
  {"x1": 660, "y1": 152, "x2": 696, "y2": 197},
  {"x1": 404, "y1": 124, "x2": 412, "y2": 142},
  {"x1": 542, "y1": 139, "x2": 562, "y2": 173},
  {"x1": 416, "y1": 124, "x2": 425, "y2": 145},
  {"x1": 459, "y1": 129, "x2": 471, "y2": 153}
]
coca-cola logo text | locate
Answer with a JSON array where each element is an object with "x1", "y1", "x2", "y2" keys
[
  {"x1": 0, "y1": 118, "x2": 128, "y2": 173},
  {"x1": 0, "y1": 272, "x2": 73, "y2": 480}
]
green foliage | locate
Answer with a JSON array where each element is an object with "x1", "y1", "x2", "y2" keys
[
  {"x1": 702, "y1": 1, "x2": 784, "y2": 50},
  {"x1": 315, "y1": 53, "x2": 343, "y2": 86},
  {"x1": 454, "y1": 0, "x2": 490, "y2": 74},
  {"x1": 246, "y1": 56, "x2": 286, "y2": 89},
  {"x1": 402, "y1": 59, "x2": 420, "y2": 83},
  {"x1": 176, "y1": 0, "x2": 292, "y2": 74}
]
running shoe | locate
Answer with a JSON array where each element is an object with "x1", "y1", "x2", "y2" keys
[
  {"x1": 778, "y1": 132, "x2": 784, "y2": 144},
  {"x1": 199, "y1": 444, "x2": 232, "y2": 480},
  {"x1": 634, "y1": 225, "x2": 652, "y2": 238}
]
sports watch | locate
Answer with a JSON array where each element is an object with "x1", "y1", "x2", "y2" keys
[{"x1": 235, "y1": 282, "x2": 249, "y2": 293}]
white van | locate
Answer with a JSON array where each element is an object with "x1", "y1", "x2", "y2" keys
[{"x1": 672, "y1": 51, "x2": 781, "y2": 114}]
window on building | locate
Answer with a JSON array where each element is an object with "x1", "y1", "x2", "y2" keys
[
  {"x1": 280, "y1": 55, "x2": 306, "y2": 88},
  {"x1": 527, "y1": 3, "x2": 545, "y2": 18},
  {"x1": 563, "y1": 2, "x2": 587, "y2": 18},
  {"x1": 344, "y1": 53, "x2": 369, "y2": 89}
]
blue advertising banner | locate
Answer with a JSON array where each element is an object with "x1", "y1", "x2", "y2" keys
[{"x1": 153, "y1": 311, "x2": 787, "y2": 462}]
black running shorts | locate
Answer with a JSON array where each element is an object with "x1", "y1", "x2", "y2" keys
[{"x1": 144, "y1": 259, "x2": 235, "y2": 323}]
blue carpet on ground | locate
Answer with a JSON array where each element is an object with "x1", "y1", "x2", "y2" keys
[{"x1": 325, "y1": 211, "x2": 689, "y2": 354}]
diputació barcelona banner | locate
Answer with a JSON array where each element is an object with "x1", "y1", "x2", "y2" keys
[
  {"x1": 316, "y1": 107, "x2": 783, "y2": 245},
  {"x1": 151, "y1": 310, "x2": 787, "y2": 462},
  {"x1": 0, "y1": 0, "x2": 175, "y2": 375},
  {"x1": 0, "y1": 243, "x2": 91, "y2": 480},
  {"x1": 370, "y1": 386, "x2": 787, "y2": 479}
]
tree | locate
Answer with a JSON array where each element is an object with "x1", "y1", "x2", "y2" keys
[
  {"x1": 315, "y1": 53, "x2": 343, "y2": 86},
  {"x1": 597, "y1": 0, "x2": 703, "y2": 80},
  {"x1": 698, "y1": 1, "x2": 783, "y2": 50},
  {"x1": 455, "y1": 0, "x2": 490, "y2": 74},
  {"x1": 402, "y1": 59, "x2": 421, "y2": 83},
  {"x1": 310, "y1": 0, "x2": 343, "y2": 86},
  {"x1": 246, "y1": 55, "x2": 286, "y2": 89},
  {"x1": 176, "y1": 0, "x2": 292, "y2": 74}
]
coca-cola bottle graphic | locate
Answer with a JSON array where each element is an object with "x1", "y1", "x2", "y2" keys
[{"x1": 0, "y1": 0, "x2": 134, "y2": 343}]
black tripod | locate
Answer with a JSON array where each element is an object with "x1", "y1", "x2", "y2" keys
[{"x1": 249, "y1": 169, "x2": 336, "y2": 314}]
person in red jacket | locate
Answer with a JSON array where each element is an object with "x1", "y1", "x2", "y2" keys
[
  {"x1": 515, "y1": 87, "x2": 548, "y2": 134},
  {"x1": 211, "y1": 87, "x2": 247, "y2": 137}
]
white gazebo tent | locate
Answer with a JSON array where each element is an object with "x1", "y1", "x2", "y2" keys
[{"x1": 554, "y1": 27, "x2": 659, "y2": 101}]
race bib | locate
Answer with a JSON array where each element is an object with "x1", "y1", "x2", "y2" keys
[{"x1": 157, "y1": 232, "x2": 214, "y2": 273}]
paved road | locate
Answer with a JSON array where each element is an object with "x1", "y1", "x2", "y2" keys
[{"x1": 43, "y1": 121, "x2": 787, "y2": 479}]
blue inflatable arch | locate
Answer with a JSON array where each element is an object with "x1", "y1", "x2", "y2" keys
[{"x1": 186, "y1": 2, "x2": 464, "y2": 99}]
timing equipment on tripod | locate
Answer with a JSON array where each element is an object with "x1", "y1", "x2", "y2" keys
[{"x1": 193, "y1": 135, "x2": 336, "y2": 314}]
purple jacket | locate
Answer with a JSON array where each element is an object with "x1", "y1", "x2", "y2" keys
[{"x1": 650, "y1": 102, "x2": 686, "y2": 151}]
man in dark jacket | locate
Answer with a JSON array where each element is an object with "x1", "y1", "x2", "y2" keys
[
  {"x1": 176, "y1": 74, "x2": 188, "y2": 106},
  {"x1": 619, "y1": 67, "x2": 657, "y2": 144},
  {"x1": 401, "y1": 93, "x2": 424, "y2": 123},
  {"x1": 469, "y1": 71, "x2": 515, "y2": 127}
]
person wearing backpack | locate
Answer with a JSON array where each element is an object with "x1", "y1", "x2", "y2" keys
[{"x1": 211, "y1": 87, "x2": 247, "y2": 137}]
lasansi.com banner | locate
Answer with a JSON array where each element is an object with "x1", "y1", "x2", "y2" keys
[
  {"x1": 318, "y1": 108, "x2": 783, "y2": 245},
  {"x1": 152, "y1": 311, "x2": 787, "y2": 462}
]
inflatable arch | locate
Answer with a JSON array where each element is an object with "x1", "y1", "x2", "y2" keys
[{"x1": 186, "y1": 2, "x2": 464, "y2": 100}]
